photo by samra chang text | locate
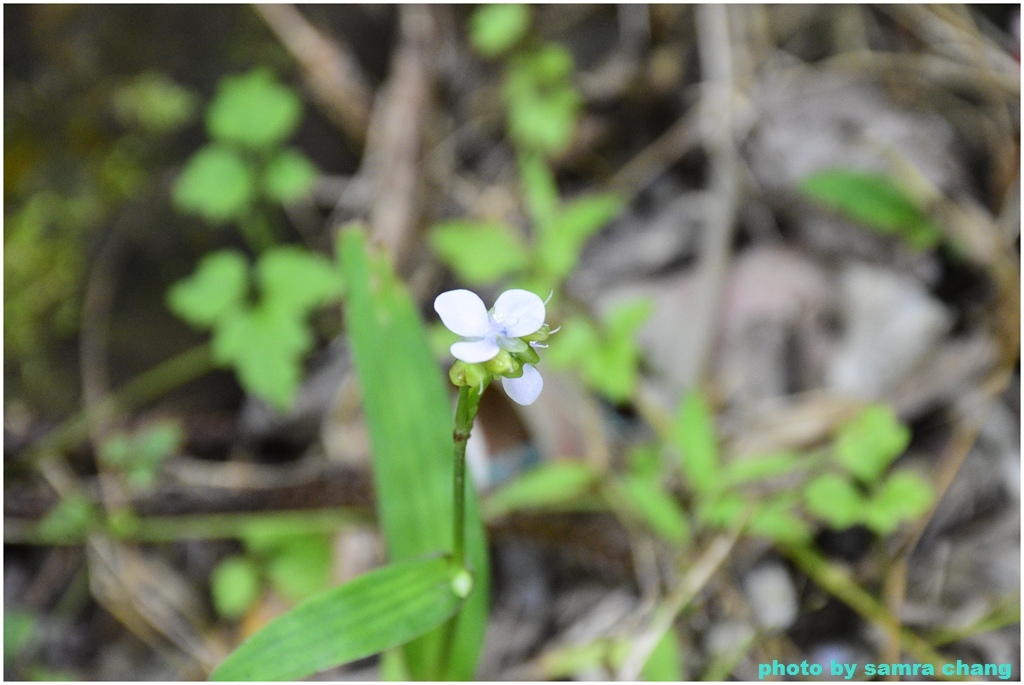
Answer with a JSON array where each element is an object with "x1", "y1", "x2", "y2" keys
[{"x1": 758, "y1": 659, "x2": 1014, "y2": 680}]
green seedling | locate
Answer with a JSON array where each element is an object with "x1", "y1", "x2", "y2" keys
[
  {"x1": 173, "y1": 69, "x2": 318, "y2": 248},
  {"x1": 167, "y1": 247, "x2": 342, "y2": 410}
]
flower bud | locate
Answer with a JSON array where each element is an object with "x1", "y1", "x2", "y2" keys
[
  {"x1": 518, "y1": 345, "x2": 540, "y2": 365},
  {"x1": 484, "y1": 349, "x2": 519, "y2": 376},
  {"x1": 449, "y1": 360, "x2": 491, "y2": 389}
]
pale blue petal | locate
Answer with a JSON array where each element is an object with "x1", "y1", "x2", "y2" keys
[
  {"x1": 434, "y1": 289, "x2": 491, "y2": 337},
  {"x1": 502, "y1": 363, "x2": 543, "y2": 405},
  {"x1": 451, "y1": 338, "x2": 500, "y2": 363},
  {"x1": 492, "y1": 289, "x2": 545, "y2": 337}
]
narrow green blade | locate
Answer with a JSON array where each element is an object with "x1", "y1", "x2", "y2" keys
[
  {"x1": 673, "y1": 389, "x2": 720, "y2": 496},
  {"x1": 485, "y1": 462, "x2": 600, "y2": 518},
  {"x1": 339, "y1": 228, "x2": 489, "y2": 680},
  {"x1": 210, "y1": 556, "x2": 464, "y2": 681}
]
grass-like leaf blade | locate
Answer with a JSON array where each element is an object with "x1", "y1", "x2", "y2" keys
[
  {"x1": 673, "y1": 389, "x2": 720, "y2": 497},
  {"x1": 339, "y1": 228, "x2": 489, "y2": 679},
  {"x1": 485, "y1": 461, "x2": 600, "y2": 518},
  {"x1": 799, "y1": 169, "x2": 941, "y2": 249},
  {"x1": 210, "y1": 556, "x2": 464, "y2": 681}
]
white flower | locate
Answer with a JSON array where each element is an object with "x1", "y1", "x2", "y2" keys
[
  {"x1": 500, "y1": 363, "x2": 543, "y2": 406},
  {"x1": 434, "y1": 288, "x2": 546, "y2": 405}
]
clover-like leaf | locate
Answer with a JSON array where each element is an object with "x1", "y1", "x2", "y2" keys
[
  {"x1": 263, "y1": 149, "x2": 319, "y2": 204},
  {"x1": 863, "y1": 470, "x2": 934, "y2": 535},
  {"x1": 173, "y1": 145, "x2": 256, "y2": 222},
  {"x1": 834, "y1": 404, "x2": 911, "y2": 484},
  {"x1": 257, "y1": 247, "x2": 343, "y2": 316},
  {"x1": 469, "y1": 4, "x2": 531, "y2": 58},
  {"x1": 167, "y1": 250, "x2": 249, "y2": 328},
  {"x1": 540, "y1": 194, "x2": 624, "y2": 280},
  {"x1": 211, "y1": 556, "x2": 262, "y2": 620},
  {"x1": 749, "y1": 495, "x2": 813, "y2": 543},
  {"x1": 429, "y1": 220, "x2": 531, "y2": 285},
  {"x1": 804, "y1": 473, "x2": 865, "y2": 530},
  {"x1": 206, "y1": 69, "x2": 303, "y2": 149},
  {"x1": 37, "y1": 494, "x2": 99, "y2": 541},
  {"x1": 212, "y1": 306, "x2": 312, "y2": 410}
]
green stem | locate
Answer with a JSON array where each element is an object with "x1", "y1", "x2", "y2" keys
[
  {"x1": 239, "y1": 208, "x2": 277, "y2": 253},
  {"x1": 451, "y1": 384, "x2": 484, "y2": 568},
  {"x1": 23, "y1": 344, "x2": 216, "y2": 467},
  {"x1": 4, "y1": 508, "x2": 369, "y2": 546},
  {"x1": 434, "y1": 382, "x2": 486, "y2": 680},
  {"x1": 783, "y1": 543, "x2": 954, "y2": 676}
]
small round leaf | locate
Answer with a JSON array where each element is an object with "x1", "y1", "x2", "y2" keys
[
  {"x1": 207, "y1": 70, "x2": 303, "y2": 149},
  {"x1": 212, "y1": 556, "x2": 262, "y2": 620},
  {"x1": 173, "y1": 146, "x2": 255, "y2": 223},
  {"x1": 263, "y1": 149, "x2": 318, "y2": 203}
]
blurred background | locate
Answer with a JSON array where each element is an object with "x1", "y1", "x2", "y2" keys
[{"x1": 4, "y1": 4, "x2": 1020, "y2": 680}]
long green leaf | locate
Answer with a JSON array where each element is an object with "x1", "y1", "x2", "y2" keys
[
  {"x1": 614, "y1": 475, "x2": 690, "y2": 545},
  {"x1": 673, "y1": 389, "x2": 720, "y2": 497},
  {"x1": 799, "y1": 169, "x2": 941, "y2": 249},
  {"x1": 210, "y1": 556, "x2": 465, "y2": 681},
  {"x1": 339, "y1": 228, "x2": 489, "y2": 679},
  {"x1": 485, "y1": 462, "x2": 601, "y2": 518}
]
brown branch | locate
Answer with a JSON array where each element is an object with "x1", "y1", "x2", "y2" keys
[{"x1": 362, "y1": 4, "x2": 438, "y2": 273}]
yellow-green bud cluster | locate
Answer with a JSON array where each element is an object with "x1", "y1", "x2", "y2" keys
[{"x1": 448, "y1": 334, "x2": 543, "y2": 390}]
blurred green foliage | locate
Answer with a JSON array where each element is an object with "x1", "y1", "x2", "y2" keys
[
  {"x1": 643, "y1": 629, "x2": 684, "y2": 682},
  {"x1": 470, "y1": 4, "x2": 580, "y2": 155},
  {"x1": 173, "y1": 69, "x2": 317, "y2": 238},
  {"x1": 98, "y1": 420, "x2": 185, "y2": 489},
  {"x1": 487, "y1": 397, "x2": 933, "y2": 546},
  {"x1": 262, "y1": 149, "x2": 319, "y2": 204},
  {"x1": 485, "y1": 461, "x2": 599, "y2": 517},
  {"x1": 469, "y1": 3, "x2": 530, "y2": 58},
  {"x1": 210, "y1": 531, "x2": 334, "y2": 620},
  {"x1": 505, "y1": 45, "x2": 582, "y2": 155},
  {"x1": 800, "y1": 169, "x2": 942, "y2": 250},
  {"x1": 211, "y1": 556, "x2": 262, "y2": 620},
  {"x1": 174, "y1": 146, "x2": 256, "y2": 222},
  {"x1": 205, "y1": 69, "x2": 302, "y2": 150},
  {"x1": 804, "y1": 404, "x2": 932, "y2": 535},
  {"x1": 37, "y1": 494, "x2": 101, "y2": 542},
  {"x1": 429, "y1": 220, "x2": 531, "y2": 285},
  {"x1": 4, "y1": 610, "x2": 35, "y2": 669},
  {"x1": 167, "y1": 247, "x2": 343, "y2": 409},
  {"x1": 112, "y1": 73, "x2": 199, "y2": 134},
  {"x1": 5, "y1": 71, "x2": 198, "y2": 411},
  {"x1": 614, "y1": 472, "x2": 690, "y2": 544},
  {"x1": 546, "y1": 299, "x2": 653, "y2": 403}
]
